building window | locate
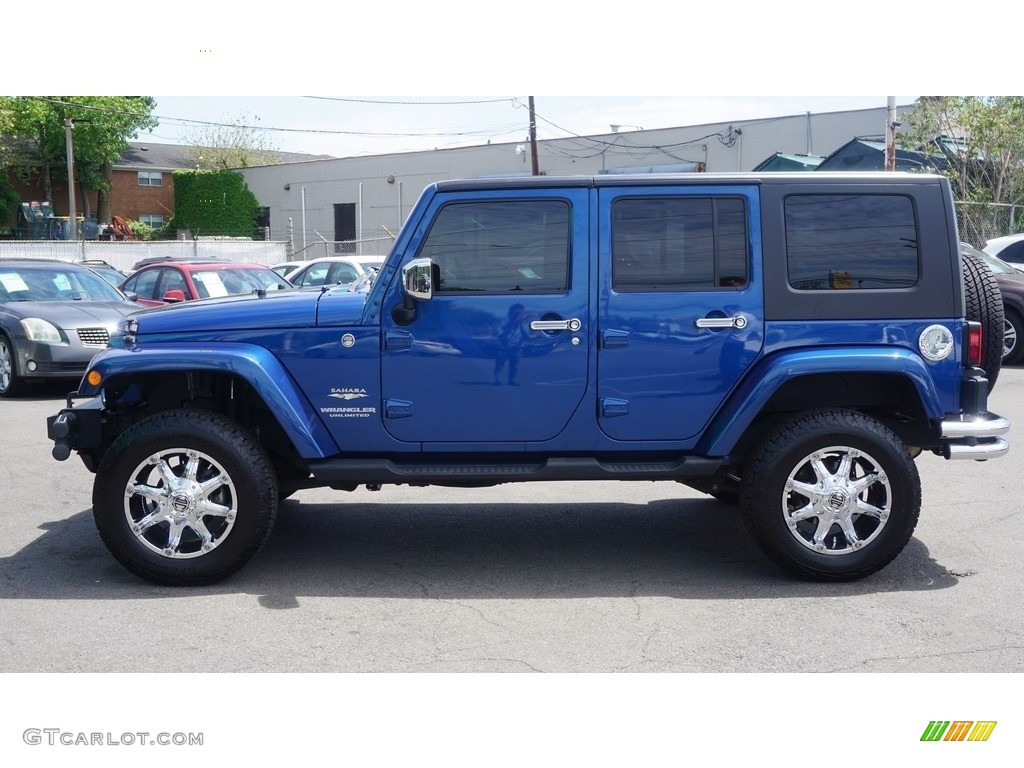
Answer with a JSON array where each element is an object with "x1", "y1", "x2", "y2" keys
[
  {"x1": 17, "y1": 166, "x2": 32, "y2": 182},
  {"x1": 139, "y1": 214, "x2": 164, "y2": 229},
  {"x1": 138, "y1": 171, "x2": 163, "y2": 187}
]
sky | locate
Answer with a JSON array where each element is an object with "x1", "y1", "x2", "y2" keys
[{"x1": 144, "y1": 95, "x2": 921, "y2": 159}]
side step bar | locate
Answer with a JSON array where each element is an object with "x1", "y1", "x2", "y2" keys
[{"x1": 308, "y1": 456, "x2": 726, "y2": 488}]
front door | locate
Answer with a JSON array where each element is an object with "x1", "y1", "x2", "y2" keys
[
  {"x1": 597, "y1": 185, "x2": 764, "y2": 441},
  {"x1": 380, "y1": 191, "x2": 591, "y2": 443}
]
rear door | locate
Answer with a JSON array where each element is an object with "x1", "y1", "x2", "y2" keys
[{"x1": 596, "y1": 184, "x2": 764, "y2": 441}]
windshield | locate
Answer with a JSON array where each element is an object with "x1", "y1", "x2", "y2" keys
[
  {"x1": 0, "y1": 265, "x2": 127, "y2": 302},
  {"x1": 189, "y1": 267, "x2": 292, "y2": 299}
]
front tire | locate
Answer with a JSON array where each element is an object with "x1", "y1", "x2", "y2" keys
[
  {"x1": 0, "y1": 333, "x2": 26, "y2": 398},
  {"x1": 93, "y1": 410, "x2": 279, "y2": 586},
  {"x1": 740, "y1": 409, "x2": 920, "y2": 582}
]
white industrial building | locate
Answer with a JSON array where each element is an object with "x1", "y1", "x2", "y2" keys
[{"x1": 238, "y1": 104, "x2": 913, "y2": 259}]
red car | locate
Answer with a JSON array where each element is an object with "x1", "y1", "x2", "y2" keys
[{"x1": 120, "y1": 260, "x2": 292, "y2": 307}]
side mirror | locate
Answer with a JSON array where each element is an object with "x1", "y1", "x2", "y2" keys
[
  {"x1": 401, "y1": 258, "x2": 435, "y2": 301},
  {"x1": 394, "y1": 258, "x2": 437, "y2": 326},
  {"x1": 162, "y1": 289, "x2": 186, "y2": 303}
]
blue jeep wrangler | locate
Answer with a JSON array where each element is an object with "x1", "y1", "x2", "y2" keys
[{"x1": 47, "y1": 172, "x2": 1010, "y2": 585}]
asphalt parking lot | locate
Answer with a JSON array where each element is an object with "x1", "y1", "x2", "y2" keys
[{"x1": 2, "y1": 368, "x2": 1023, "y2": 676}]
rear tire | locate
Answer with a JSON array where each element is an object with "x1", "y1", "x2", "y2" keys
[
  {"x1": 740, "y1": 409, "x2": 920, "y2": 582},
  {"x1": 92, "y1": 410, "x2": 278, "y2": 586}
]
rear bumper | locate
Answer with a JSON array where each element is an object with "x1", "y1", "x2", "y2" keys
[{"x1": 940, "y1": 412, "x2": 1010, "y2": 459}]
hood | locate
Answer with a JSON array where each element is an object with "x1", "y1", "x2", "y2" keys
[
  {"x1": 132, "y1": 285, "x2": 367, "y2": 335},
  {"x1": 10, "y1": 299, "x2": 136, "y2": 328}
]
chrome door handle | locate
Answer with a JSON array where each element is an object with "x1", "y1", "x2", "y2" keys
[
  {"x1": 530, "y1": 318, "x2": 582, "y2": 332},
  {"x1": 695, "y1": 315, "x2": 747, "y2": 329}
]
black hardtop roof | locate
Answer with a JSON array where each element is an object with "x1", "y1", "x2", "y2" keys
[{"x1": 433, "y1": 171, "x2": 947, "y2": 193}]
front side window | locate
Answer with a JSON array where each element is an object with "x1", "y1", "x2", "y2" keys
[
  {"x1": 123, "y1": 269, "x2": 160, "y2": 300},
  {"x1": 612, "y1": 197, "x2": 748, "y2": 292},
  {"x1": 785, "y1": 194, "x2": 919, "y2": 290},
  {"x1": 419, "y1": 199, "x2": 570, "y2": 294}
]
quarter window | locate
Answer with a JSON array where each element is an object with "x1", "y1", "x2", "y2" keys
[
  {"x1": 785, "y1": 194, "x2": 919, "y2": 290},
  {"x1": 612, "y1": 197, "x2": 748, "y2": 291},
  {"x1": 419, "y1": 200, "x2": 570, "y2": 294}
]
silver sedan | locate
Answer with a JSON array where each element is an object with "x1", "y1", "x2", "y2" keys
[{"x1": 0, "y1": 259, "x2": 138, "y2": 397}]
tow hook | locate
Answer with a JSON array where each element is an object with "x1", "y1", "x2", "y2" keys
[{"x1": 49, "y1": 412, "x2": 76, "y2": 461}]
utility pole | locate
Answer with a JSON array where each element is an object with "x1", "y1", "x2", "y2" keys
[
  {"x1": 65, "y1": 119, "x2": 77, "y2": 240},
  {"x1": 528, "y1": 96, "x2": 539, "y2": 176},
  {"x1": 885, "y1": 97, "x2": 898, "y2": 172}
]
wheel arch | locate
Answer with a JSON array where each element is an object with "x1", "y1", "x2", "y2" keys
[
  {"x1": 700, "y1": 349, "x2": 945, "y2": 459},
  {"x1": 89, "y1": 346, "x2": 340, "y2": 463}
]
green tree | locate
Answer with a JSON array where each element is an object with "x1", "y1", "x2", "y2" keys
[
  {"x1": 0, "y1": 97, "x2": 20, "y2": 228},
  {"x1": 181, "y1": 113, "x2": 281, "y2": 170},
  {"x1": 167, "y1": 170, "x2": 260, "y2": 238},
  {"x1": 5, "y1": 96, "x2": 157, "y2": 223},
  {"x1": 900, "y1": 96, "x2": 1024, "y2": 245}
]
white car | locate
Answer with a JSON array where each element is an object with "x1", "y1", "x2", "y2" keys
[
  {"x1": 270, "y1": 261, "x2": 311, "y2": 281},
  {"x1": 286, "y1": 257, "x2": 370, "y2": 288},
  {"x1": 983, "y1": 233, "x2": 1024, "y2": 267}
]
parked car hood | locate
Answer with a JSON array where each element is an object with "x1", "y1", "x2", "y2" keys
[
  {"x1": 132, "y1": 286, "x2": 368, "y2": 335},
  {"x1": 4, "y1": 299, "x2": 136, "y2": 327}
]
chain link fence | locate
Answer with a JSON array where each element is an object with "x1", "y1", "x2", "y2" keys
[
  {"x1": 956, "y1": 201, "x2": 1023, "y2": 249},
  {"x1": 286, "y1": 235, "x2": 396, "y2": 262},
  {"x1": 0, "y1": 239, "x2": 289, "y2": 273}
]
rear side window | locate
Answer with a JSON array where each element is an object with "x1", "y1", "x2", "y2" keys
[
  {"x1": 612, "y1": 197, "x2": 748, "y2": 292},
  {"x1": 785, "y1": 194, "x2": 919, "y2": 290},
  {"x1": 419, "y1": 199, "x2": 570, "y2": 294}
]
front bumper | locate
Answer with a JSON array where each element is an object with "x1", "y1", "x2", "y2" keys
[{"x1": 46, "y1": 393, "x2": 104, "y2": 467}]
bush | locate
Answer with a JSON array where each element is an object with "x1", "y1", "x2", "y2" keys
[{"x1": 171, "y1": 170, "x2": 260, "y2": 238}]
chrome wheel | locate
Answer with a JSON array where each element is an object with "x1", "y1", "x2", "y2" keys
[
  {"x1": 0, "y1": 338, "x2": 13, "y2": 393},
  {"x1": 742, "y1": 409, "x2": 919, "y2": 581},
  {"x1": 124, "y1": 447, "x2": 238, "y2": 559},
  {"x1": 1003, "y1": 318, "x2": 1017, "y2": 361},
  {"x1": 0, "y1": 334, "x2": 25, "y2": 397},
  {"x1": 782, "y1": 445, "x2": 891, "y2": 555}
]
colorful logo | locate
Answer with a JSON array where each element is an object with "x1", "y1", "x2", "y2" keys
[{"x1": 921, "y1": 721, "x2": 997, "y2": 742}]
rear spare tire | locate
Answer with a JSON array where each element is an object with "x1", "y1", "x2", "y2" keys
[{"x1": 962, "y1": 251, "x2": 1004, "y2": 389}]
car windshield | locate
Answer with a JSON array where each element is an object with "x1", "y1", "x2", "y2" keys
[
  {"x1": 189, "y1": 268, "x2": 292, "y2": 299},
  {"x1": 0, "y1": 265, "x2": 126, "y2": 302}
]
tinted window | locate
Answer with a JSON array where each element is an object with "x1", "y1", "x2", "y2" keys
[
  {"x1": 124, "y1": 269, "x2": 160, "y2": 300},
  {"x1": 612, "y1": 197, "x2": 748, "y2": 291},
  {"x1": 785, "y1": 194, "x2": 919, "y2": 290},
  {"x1": 997, "y1": 240, "x2": 1024, "y2": 264},
  {"x1": 159, "y1": 269, "x2": 188, "y2": 297},
  {"x1": 420, "y1": 200, "x2": 570, "y2": 293}
]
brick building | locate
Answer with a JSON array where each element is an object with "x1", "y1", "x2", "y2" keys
[{"x1": 4, "y1": 142, "x2": 331, "y2": 236}]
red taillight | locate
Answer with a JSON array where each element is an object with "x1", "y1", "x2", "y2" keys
[{"x1": 966, "y1": 320, "x2": 983, "y2": 367}]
